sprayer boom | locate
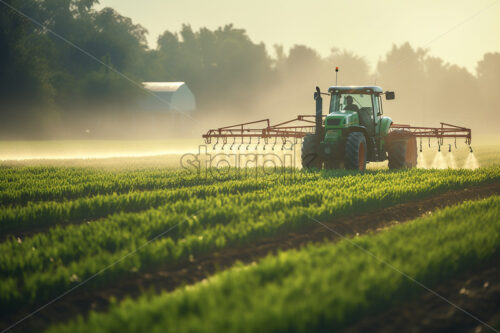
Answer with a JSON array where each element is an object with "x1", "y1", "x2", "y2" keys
[
  {"x1": 202, "y1": 117, "x2": 471, "y2": 146},
  {"x1": 389, "y1": 122, "x2": 471, "y2": 145},
  {"x1": 202, "y1": 115, "x2": 325, "y2": 144}
]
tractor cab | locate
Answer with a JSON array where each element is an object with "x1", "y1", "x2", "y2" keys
[{"x1": 326, "y1": 86, "x2": 390, "y2": 137}]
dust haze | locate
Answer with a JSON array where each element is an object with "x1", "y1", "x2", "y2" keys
[
  {"x1": 1, "y1": 1, "x2": 500, "y2": 155},
  {"x1": 8, "y1": 44, "x2": 498, "y2": 143}
]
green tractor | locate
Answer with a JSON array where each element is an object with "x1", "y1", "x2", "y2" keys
[
  {"x1": 302, "y1": 86, "x2": 418, "y2": 171},
  {"x1": 201, "y1": 83, "x2": 470, "y2": 168}
]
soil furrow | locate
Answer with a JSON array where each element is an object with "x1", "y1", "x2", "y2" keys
[{"x1": 344, "y1": 256, "x2": 500, "y2": 333}]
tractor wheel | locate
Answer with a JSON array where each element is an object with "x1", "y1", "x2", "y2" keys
[
  {"x1": 301, "y1": 134, "x2": 322, "y2": 169},
  {"x1": 344, "y1": 132, "x2": 367, "y2": 171},
  {"x1": 387, "y1": 132, "x2": 418, "y2": 169}
]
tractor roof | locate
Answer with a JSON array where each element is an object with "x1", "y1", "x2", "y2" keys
[{"x1": 328, "y1": 86, "x2": 384, "y2": 94}]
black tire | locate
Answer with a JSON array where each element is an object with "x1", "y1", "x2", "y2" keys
[
  {"x1": 387, "y1": 132, "x2": 418, "y2": 169},
  {"x1": 345, "y1": 132, "x2": 367, "y2": 171},
  {"x1": 301, "y1": 134, "x2": 322, "y2": 169},
  {"x1": 387, "y1": 140, "x2": 407, "y2": 169}
]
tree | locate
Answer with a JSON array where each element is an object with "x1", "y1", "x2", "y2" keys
[
  {"x1": 477, "y1": 52, "x2": 500, "y2": 126},
  {"x1": 150, "y1": 24, "x2": 273, "y2": 111}
]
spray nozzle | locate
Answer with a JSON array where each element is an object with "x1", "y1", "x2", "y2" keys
[
  {"x1": 438, "y1": 145, "x2": 441, "y2": 152},
  {"x1": 448, "y1": 144, "x2": 451, "y2": 153},
  {"x1": 469, "y1": 146, "x2": 473, "y2": 153}
]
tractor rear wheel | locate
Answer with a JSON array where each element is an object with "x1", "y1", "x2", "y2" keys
[
  {"x1": 345, "y1": 132, "x2": 367, "y2": 171},
  {"x1": 387, "y1": 132, "x2": 418, "y2": 169},
  {"x1": 301, "y1": 134, "x2": 322, "y2": 169}
]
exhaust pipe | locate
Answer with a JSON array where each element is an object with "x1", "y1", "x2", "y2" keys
[{"x1": 314, "y1": 86, "x2": 323, "y2": 137}]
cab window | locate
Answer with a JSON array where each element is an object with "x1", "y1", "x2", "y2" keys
[{"x1": 329, "y1": 93, "x2": 373, "y2": 113}]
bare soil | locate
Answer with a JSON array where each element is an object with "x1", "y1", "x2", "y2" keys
[
  {"x1": 2, "y1": 181, "x2": 499, "y2": 332},
  {"x1": 344, "y1": 257, "x2": 500, "y2": 333}
]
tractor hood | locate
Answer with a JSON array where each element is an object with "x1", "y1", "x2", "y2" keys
[
  {"x1": 324, "y1": 111, "x2": 359, "y2": 128},
  {"x1": 323, "y1": 111, "x2": 360, "y2": 143}
]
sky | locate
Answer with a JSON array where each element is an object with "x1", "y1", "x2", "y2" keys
[{"x1": 97, "y1": 0, "x2": 500, "y2": 73}]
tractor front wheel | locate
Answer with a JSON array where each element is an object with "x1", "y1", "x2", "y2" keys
[
  {"x1": 345, "y1": 132, "x2": 367, "y2": 171},
  {"x1": 301, "y1": 134, "x2": 322, "y2": 169}
]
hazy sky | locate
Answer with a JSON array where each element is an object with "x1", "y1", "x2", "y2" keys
[{"x1": 97, "y1": 0, "x2": 500, "y2": 72}]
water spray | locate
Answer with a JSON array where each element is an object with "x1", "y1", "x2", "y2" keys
[{"x1": 464, "y1": 151, "x2": 479, "y2": 169}]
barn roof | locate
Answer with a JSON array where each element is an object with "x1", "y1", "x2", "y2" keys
[
  {"x1": 139, "y1": 82, "x2": 196, "y2": 112},
  {"x1": 142, "y1": 82, "x2": 186, "y2": 92}
]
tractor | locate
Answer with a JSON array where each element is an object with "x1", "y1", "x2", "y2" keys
[
  {"x1": 202, "y1": 80, "x2": 471, "y2": 170},
  {"x1": 302, "y1": 85, "x2": 416, "y2": 171}
]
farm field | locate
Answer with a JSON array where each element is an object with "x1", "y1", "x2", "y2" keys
[
  {"x1": 1, "y1": 148, "x2": 500, "y2": 332},
  {"x1": 47, "y1": 195, "x2": 500, "y2": 333},
  {"x1": 2, "y1": 0, "x2": 500, "y2": 331},
  {"x1": 0, "y1": 140, "x2": 200, "y2": 161},
  {"x1": 1, "y1": 139, "x2": 499, "y2": 169}
]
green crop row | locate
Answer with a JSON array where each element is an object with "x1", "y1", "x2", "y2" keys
[
  {"x1": 49, "y1": 195, "x2": 500, "y2": 333},
  {"x1": 0, "y1": 176, "x2": 284, "y2": 234},
  {"x1": 0, "y1": 167, "x2": 498, "y2": 314},
  {"x1": 0, "y1": 167, "x2": 265, "y2": 206},
  {"x1": 2, "y1": 167, "x2": 425, "y2": 234}
]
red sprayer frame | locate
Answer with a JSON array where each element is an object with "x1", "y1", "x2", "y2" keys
[
  {"x1": 202, "y1": 116, "x2": 324, "y2": 145},
  {"x1": 389, "y1": 122, "x2": 471, "y2": 145},
  {"x1": 202, "y1": 116, "x2": 471, "y2": 146}
]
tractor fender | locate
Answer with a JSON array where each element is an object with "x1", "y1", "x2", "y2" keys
[
  {"x1": 344, "y1": 126, "x2": 369, "y2": 141},
  {"x1": 379, "y1": 116, "x2": 393, "y2": 137}
]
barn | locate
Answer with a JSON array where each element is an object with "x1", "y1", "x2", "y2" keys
[
  {"x1": 141, "y1": 82, "x2": 196, "y2": 113},
  {"x1": 133, "y1": 82, "x2": 196, "y2": 137}
]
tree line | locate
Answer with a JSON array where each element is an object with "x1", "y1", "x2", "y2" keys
[{"x1": 1, "y1": 0, "x2": 499, "y2": 138}]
